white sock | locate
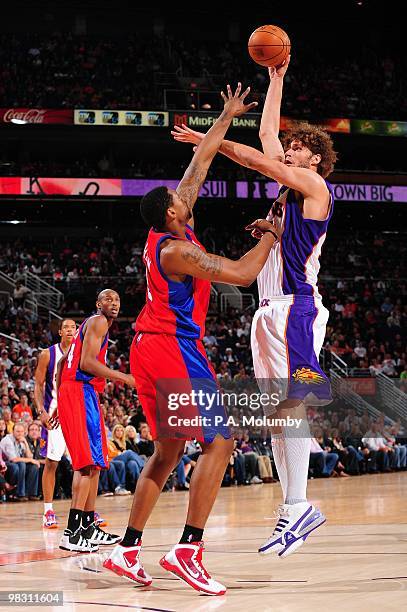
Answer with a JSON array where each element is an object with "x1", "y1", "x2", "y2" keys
[
  {"x1": 283, "y1": 424, "x2": 310, "y2": 505},
  {"x1": 44, "y1": 503, "x2": 53, "y2": 513},
  {"x1": 271, "y1": 434, "x2": 288, "y2": 501}
]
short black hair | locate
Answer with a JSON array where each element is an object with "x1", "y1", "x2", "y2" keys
[
  {"x1": 140, "y1": 186, "x2": 172, "y2": 230},
  {"x1": 59, "y1": 318, "x2": 75, "y2": 330}
]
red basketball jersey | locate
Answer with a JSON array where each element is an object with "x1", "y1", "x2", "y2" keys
[
  {"x1": 135, "y1": 224, "x2": 210, "y2": 339},
  {"x1": 62, "y1": 314, "x2": 109, "y2": 393}
]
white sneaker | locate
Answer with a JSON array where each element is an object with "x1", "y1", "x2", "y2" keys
[
  {"x1": 114, "y1": 486, "x2": 131, "y2": 496},
  {"x1": 103, "y1": 541, "x2": 152, "y2": 585},
  {"x1": 59, "y1": 529, "x2": 99, "y2": 553},
  {"x1": 250, "y1": 476, "x2": 263, "y2": 484},
  {"x1": 258, "y1": 502, "x2": 326, "y2": 558}
]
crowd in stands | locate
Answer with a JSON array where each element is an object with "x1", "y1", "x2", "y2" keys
[
  {"x1": 0, "y1": 30, "x2": 405, "y2": 120},
  {"x1": 1, "y1": 229, "x2": 405, "y2": 376},
  {"x1": 1, "y1": 297, "x2": 406, "y2": 504}
]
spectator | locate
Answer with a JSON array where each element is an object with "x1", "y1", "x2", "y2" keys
[
  {"x1": 309, "y1": 437, "x2": 339, "y2": 477},
  {"x1": 0, "y1": 423, "x2": 40, "y2": 500},
  {"x1": 12, "y1": 393, "x2": 33, "y2": 421},
  {"x1": 107, "y1": 424, "x2": 145, "y2": 490}
]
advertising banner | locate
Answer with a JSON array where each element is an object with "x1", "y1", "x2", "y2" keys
[
  {"x1": 74, "y1": 110, "x2": 169, "y2": 127},
  {"x1": 1, "y1": 178, "x2": 407, "y2": 203},
  {"x1": 0, "y1": 108, "x2": 73, "y2": 124}
]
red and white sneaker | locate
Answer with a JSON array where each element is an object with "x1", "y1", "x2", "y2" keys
[
  {"x1": 159, "y1": 542, "x2": 226, "y2": 596},
  {"x1": 43, "y1": 509, "x2": 58, "y2": 529},
  {"x1": 103, "y1": 542, "x2": 152, "y2": 586},
  {"x1": 94, "y1": 512, "x2": 107, "y2": 527}
]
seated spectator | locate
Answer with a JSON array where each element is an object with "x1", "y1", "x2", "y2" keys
[
  {"x1": 124, "y1": 425, "x2": 140, "y2": 454},
  {"x1": 362, "y1": 423, "x2": 392, "y2": 472},
  {"x1": 0, "y1": 422, "x2": 40, "y2": 500},
  {"x1": 309, "y1": 437, "x2": 339, "y2": 477},
  {"x1": 107, "y1": 424, "x2": 145, "y2": 490},
  {"x1": 238, "y1": 434, "x2": 263, "y2": 484},
  {"x1": 137, "y1": 423, "x2": 154, "y2": 457},
  {"x1": 175, "y1": 455, "x2": 195, "y2": 491},
  {"x1": 0, "y1": 418, "x2": 7, "y2": 441},
  {"x1": 12, "y1": 393, "x2": 33, "y2": 421}
]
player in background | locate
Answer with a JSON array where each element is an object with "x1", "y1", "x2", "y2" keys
[
  {"x1": 172, "y1": 57, "x2": 338, "y2": 558},
  {"x1": 104, "y1": 84, "x2": 280, "y2": 596},
  {"x1": 34, "y1": 319, "x2": 76, "y2": 529},
  {"x1": 57, "y1": 290, "x2": 135, "y2": 553}
]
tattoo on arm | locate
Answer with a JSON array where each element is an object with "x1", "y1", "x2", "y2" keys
[
  {"x1": 181, "y1": 244, "x2": 223, "y2": 277},
  {"x1": 177, "y1": 161, "x2": 207, "y2": 209}
]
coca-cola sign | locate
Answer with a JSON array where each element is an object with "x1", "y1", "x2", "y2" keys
[{"x1": 0, "y1": 108, "x2": 73, "y2": 124}]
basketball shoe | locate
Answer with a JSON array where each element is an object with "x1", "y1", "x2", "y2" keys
[
  {"x1": 258, "y1": 502, "x2": 326, "y2": 558},
  {"x1": 82, "y1": 522, "x2": 122, "y2": 546},
  {"x1": 159, "y1": 542, "x2": 226, "y2": 595},
  {"x1": 59, "y1": 528, "x2": 99, "y2": 553},
  {"x1": 94, "y1": 511, "x2": 107, "y2": 526},
  {"x1": 43, "y1": 509, "x2": 58, "y2": 529},
  {"x1": 103, "y1": 541, "x2": 152, "y2": 586}
]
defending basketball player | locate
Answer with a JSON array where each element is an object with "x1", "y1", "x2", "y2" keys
[
  {"x1": 103, "y1": 84, "x2": 280, "y2": 595},
  {"x1": 172, "y1": 58, "x2": 338, "y2": 558},
  {"x1": 34, "y1": 319, "x2": 76, "y2": 529},
  {"x1": 57, "y1": 289, "x2": 135, "y2": 553}
]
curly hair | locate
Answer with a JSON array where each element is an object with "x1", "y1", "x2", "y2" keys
[{"x1": 281, "y1": 122, "x2": 338, "y2": 178}]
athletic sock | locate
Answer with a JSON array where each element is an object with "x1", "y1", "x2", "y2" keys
[
  {"x1": 44, "y1": 503, "x2": 53, "y2": 513},
  {"x1": 179, "y1": 524, "x2": 204, "y2": 544},
  {"x1": 283, "y1": 422, "x2": 311, "y2": 505},
  {"x1": 67, "y1": 509, "x2": 82, "y2": 533},
  {"x1": 82, "y1": 510, "x2": 95, "y2": 529},
  {"x1": 121, "y1": 526, "x2": 143, "y2": 547},
  {"x1": 271, "y1": 433, "x2": 288, "y2": 501}
]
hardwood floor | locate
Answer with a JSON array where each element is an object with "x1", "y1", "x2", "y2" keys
[{"x1": 1, "y1": 472, "x2": 406, "y2": 611}]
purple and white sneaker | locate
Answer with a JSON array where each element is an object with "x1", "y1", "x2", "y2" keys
[{"x1": 258, "y1": 502, "x2": 326, "y2": 558}]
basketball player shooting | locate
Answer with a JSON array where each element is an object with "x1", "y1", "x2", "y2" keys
[
  {"x1": 172, "y1": 57, "x2": 338, "y2": 558},
  {"x1": 103, "y1": 84, "x2": 281, "y2": 596}
]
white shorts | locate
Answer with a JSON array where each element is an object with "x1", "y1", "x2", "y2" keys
[
  {"x1": 41, "y1": 425, "x2": 67, "y2": 462},
  {"x1": 251, "y1": 295, "x2": 331, "y2": 406}
]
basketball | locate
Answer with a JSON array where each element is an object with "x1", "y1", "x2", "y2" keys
[{"x1": 248, "y1": 25, "x2": 291, "y2": 68}]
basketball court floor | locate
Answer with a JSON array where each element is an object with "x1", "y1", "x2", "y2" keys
[{"x1": 1, "y1": 473, "x2": 406, "y2": 611}]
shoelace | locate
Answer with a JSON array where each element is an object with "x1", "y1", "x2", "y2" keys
[
  {"x1": 273, "y1": 506, "x2": 290, "y2": 534},
  {"x1": 194, "y1": 543, "x2": 210, "y2": 580}
]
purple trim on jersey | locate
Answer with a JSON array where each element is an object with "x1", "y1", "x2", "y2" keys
[
  {"x1": 280, "y1": 180, "x2": 334, "y2": 296},
  {"x1": 285, "y1": 296, "x2": 331, "y2": 402},
  {"x1": 44, "y1": 345, "x2": 55, "y2": 412}
]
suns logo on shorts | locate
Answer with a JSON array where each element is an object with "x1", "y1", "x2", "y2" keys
[{"x1": 292, "y1": 367, "x2": 325, "y2": 385}]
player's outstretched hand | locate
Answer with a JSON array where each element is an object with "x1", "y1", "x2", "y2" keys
[
  {"x1": 122, "y1": 374, "x2": 136, "y2": 388},
  {"x1": 171, "y1": 124, "x2": 204, "y2": 146},
  {"x1": 221, "y1": 83, "x2": 258, "y2": 117},
  {"x1": 269, "y1": 54, "x2": 291, "y2": 79},
  {"x1": 245, "y1": 218, "x2": 280, "y2": 240}
]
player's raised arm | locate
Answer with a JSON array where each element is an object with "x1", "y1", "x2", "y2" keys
[
  {"x1": 173, "y1": 126, "x2": 325, "y2": 199},
  {"x1": 175, "y1": 83, "x2": 257, "y2": 222},
  {"x1": 79, "y1": 316, "x2": 134, "y2": 386},
  {"x1": 160, "y1": 218, "x2": 279, "y2": 287},
  {"x1": 259, "y1": 56, "x2": 290, "y2": 162}
]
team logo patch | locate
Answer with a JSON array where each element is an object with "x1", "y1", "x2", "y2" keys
[{"x1": 292, "y1": 367, "x2": 325, "y2": 385}]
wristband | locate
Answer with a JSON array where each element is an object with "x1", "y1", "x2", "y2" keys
[{"x1": 263, "y1": 229, "x2": 279, "y2": 240}]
